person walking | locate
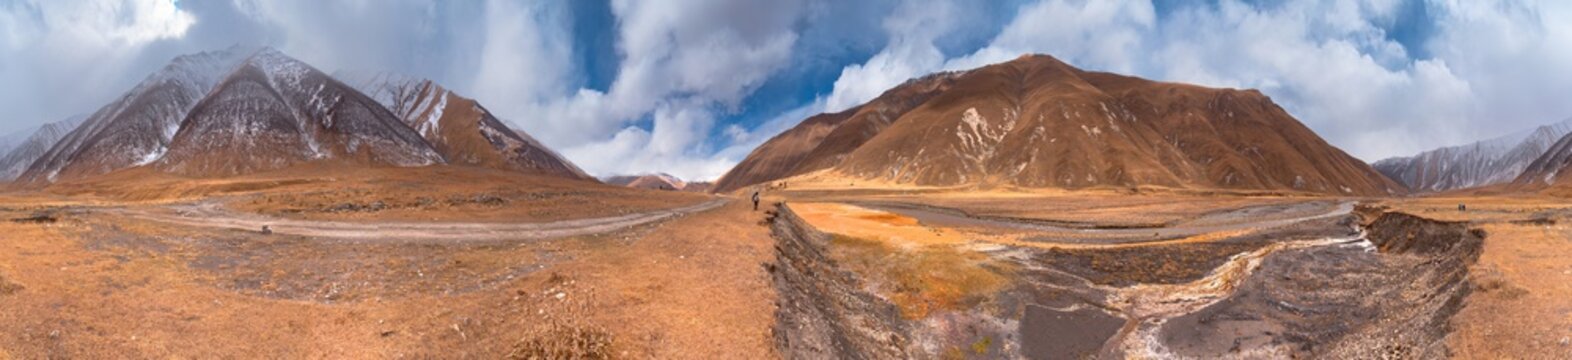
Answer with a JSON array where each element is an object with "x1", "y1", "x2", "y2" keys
[{"x1": 752, "y1": 190, "x2": 761, "y2": 211}]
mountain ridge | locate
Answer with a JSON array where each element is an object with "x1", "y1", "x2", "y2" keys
[
  {"x1": 1374, "y1": 117, "x2": 1572, "y2": 192},
  {"x1": 340, "y1": 71, "x2": 593, "y2": 181},
  {"x1": 715, "y1": 54, "x2": 1402, "y2": 195},
  {"x1": 0, "y1": 115, "x2": 87, "y2": 181},
  {"x1": 18, "y1": 46, "x2": 253, "y2": 184}
]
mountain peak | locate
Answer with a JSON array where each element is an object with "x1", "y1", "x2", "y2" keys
[
  {"x1": 716, "y1": 52, "x2": 1401, "y2": 195},
  {"x1": 339, "y1": 71, "x2": 594, "y2": 181},
  {"x1": 1376, "y1": 116, "x2": 1572, "y2": 192}
]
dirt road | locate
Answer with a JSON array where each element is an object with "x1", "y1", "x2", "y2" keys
[{"x1": 103, "y1": 198, "x2": 728, "y2": 242}]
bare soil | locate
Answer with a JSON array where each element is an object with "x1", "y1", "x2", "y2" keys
[{"x1": 0, "y1": 171, "x2": 775, "y2": 358}]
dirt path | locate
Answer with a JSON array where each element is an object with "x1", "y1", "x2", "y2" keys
[{"x1": 103, "y1": 199, "x2": 728, "y2": 242}]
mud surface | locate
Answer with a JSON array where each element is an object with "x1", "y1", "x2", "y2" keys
[{"x1": 770, "y1": 201, "x2": 1485, "y2": 359}]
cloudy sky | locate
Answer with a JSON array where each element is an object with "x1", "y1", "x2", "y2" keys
[{"x1": 1, "y1": 0, "x2": 1569, "y2": 180}]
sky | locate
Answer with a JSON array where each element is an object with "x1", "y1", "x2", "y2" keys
[{"x1": 1, "y1": 0, "x2": 1570, "y2": 181}]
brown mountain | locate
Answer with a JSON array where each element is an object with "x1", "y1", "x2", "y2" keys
[
  {"x1": 714, "y1": 54, "x2": 1402, "y2": 195},
  {"x1": 344, "y1": 72, "x2": 593, "y2": 181},
  {"x1": 604, "y1": 173, "x2": 688, "y2": 191}
]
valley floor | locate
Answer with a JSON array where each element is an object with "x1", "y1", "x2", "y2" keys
[
  {"x1": 0, "y1": 171, "x2": 776, "y2": 358},
  {"x1": 0, "y1": 181, "x2": 1567, "y2": 358}
]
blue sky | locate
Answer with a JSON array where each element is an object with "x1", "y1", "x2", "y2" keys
[{"x1": 2, "y1": 0, "x2": 1570, "y2": 180}]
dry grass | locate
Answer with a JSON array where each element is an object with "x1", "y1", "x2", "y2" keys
[
  {"x1": 0, "y1": 272, "x2": 20, "y2": 296},
  {"x1": 25, "y1": 164, "x2": 710, "y2": 223},
  {"x1": 1363, "y1": 196, "x2": 1572, "y2": 358},
  {"x1": 0, "y1": 181, "x2": 767, "y2": 358},
  {"x1": 507, "y1": 320, "x2": 614, "y2": 360},
  {"x1": 828, "y1": 234, "x2": 1011, "y2": 319}
]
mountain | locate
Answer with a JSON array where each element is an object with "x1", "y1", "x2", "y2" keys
[
  {"x1": 18, "y1": 46, "x2": 251, "y2": 183},
  {"x1": 340, "y1": 72, "x2": 593, "y2": 181},
  {"x1": 149, "y1": 49, "x2": 443, "y2": 177},
  {"x1": 0, "y1": 125, "x2": 36, "y2": 156},
  {"x1": 1512, "y1": 124, "x2": 1572, "y2": 189},
  {"x1": 714, "y1": 73, "x2": 958, "y2": 193},
  {"x1": 715, "y1": 54, "x2": 1402, "y2": 195},
  {"x1": 680, "y1": 181, "x2": 713, "y2": 193},
  {"x1": 0, "y1": 116, "x2": 86, "y2": 181},
  {"x1": 1373, "y1": 118, "x2": 1572, "y2": 192},
  {"x1": 604, "y1": 173, "x2": 688, "y2": 191}
]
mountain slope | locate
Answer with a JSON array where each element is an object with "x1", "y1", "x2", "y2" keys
[
  {"x1": 713, "y1": 73, "x2": 959, "y2": 192},
  {"x1": 341, "y1": 72, "x2": 592, "y2": 180},
  {"x1": 716, "y1": 54, "x2": 1402, "y2": 195},
  {"x1": 152, "y1": 49, "x2": 442, "y2": 177},
  {"x1": 0, "y1": 116, "x2": 86, "y2": 181},
  {"x1": 605, "y1": 173, "x2": 688, "y2": 190},
  {"x1": 1512, "y1": 125, "x2": 1572, "y2": 189},
  {"x1": 18, "y1": 46, "x2": 250, "y2": 183},
  {"x1": 0, "y1": 125, "x2": 36, "y2": 156},
  {"x1": 1374, "y1": 118, "x2": 1572, "y2": 192}
]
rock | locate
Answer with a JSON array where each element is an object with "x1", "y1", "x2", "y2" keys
[{"x1": 260, "y1": 225, "x2": 272, "y2": 235}]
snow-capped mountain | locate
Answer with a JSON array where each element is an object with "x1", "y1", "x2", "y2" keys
[
  {"x1": 1512, "y1": 120, "x2": 1572, "y2": 188},
  {"x1": 152, "y1": 48, "x2": 443, "y2": 176},
  {"x1": 1374, "y1": 117, "x2": 1572, "y2": 192},
  {"x1": 340, "y1": 71, "x2": 593, "y2": 180},
  {"x1": 0, "y1": 115, "x2": 85, "y2": 181},
  {"x1": 18, "y1": 46, "x2": 251, "y2": 183},
  {"x1": 11, "y1": 46, "x2": 601, "y2": 184}
]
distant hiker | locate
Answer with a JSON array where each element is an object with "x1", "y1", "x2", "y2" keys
[{"x1": 752, "y1": 191, "x2": 761, "y2": 211}]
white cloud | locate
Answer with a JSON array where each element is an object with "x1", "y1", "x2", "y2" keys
[
  {"x1": 823, "y1": 0, "x2": 955, "y2": 112},
  {"x1": 0, "y1": 0, "x2": 200, "y2": 134},
  {"x1": 496, "y1": 0, "x2": 809, "y2": 180},
  {"x1": 944, "y1": 0, "x2": 1155, "y2": 73}
]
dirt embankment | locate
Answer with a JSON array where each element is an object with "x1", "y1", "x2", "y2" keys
[
  {"x1": 1160, "y1": 211, "x2": 1484, "y2": 359},
  {"x1": 767, "y1": 205, "x2": 914, "y2": 359},
  {"x1": 769, "y1": 201, "x2": 1488, "y2": 359}
]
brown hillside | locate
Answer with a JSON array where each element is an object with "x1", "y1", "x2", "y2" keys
[
  {"x1": 715, "y1": 54, "x2": 1402, "y2": 195},
  {"x1": 354, "y1": 74, "x2": 593, "y2": 181},
  {"x1": 712, "y1": 73, "x2": 959, "y2": 193}
]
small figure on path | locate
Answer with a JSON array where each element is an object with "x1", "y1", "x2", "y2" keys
[{"x1": 752, "y1": 190, "x2": 761, "y2": 211}]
